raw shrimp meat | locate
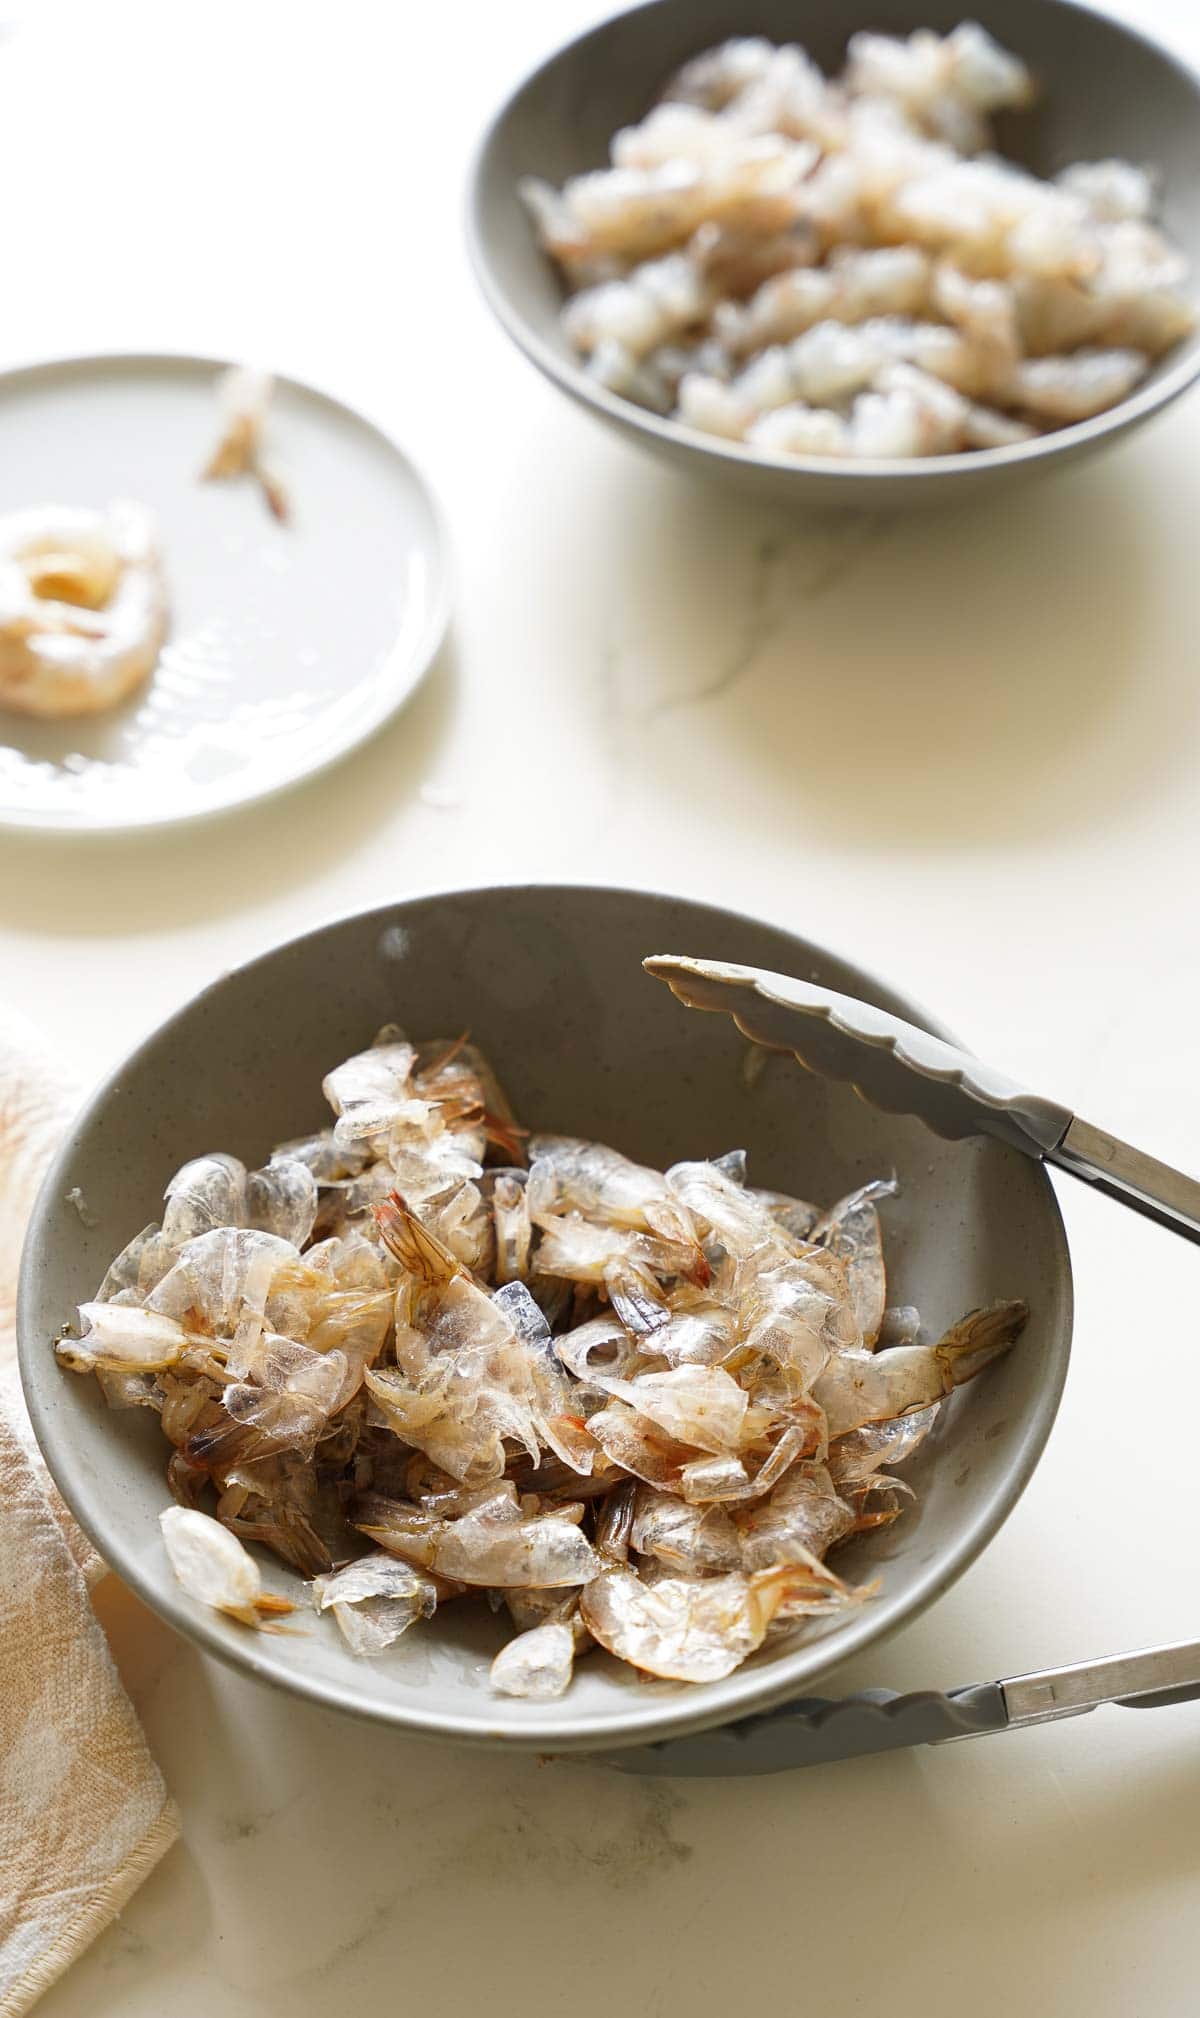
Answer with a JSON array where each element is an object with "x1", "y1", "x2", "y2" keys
[
  {"x1": 523, "y1": 24, "x2": 1193, "y2": 463},
  {"x1": 0, "y1": 501, "x2": 168, "y2": 718},
  {"x1": 58, "y1": 1022, "x2": 1024, "y2": 1696}
]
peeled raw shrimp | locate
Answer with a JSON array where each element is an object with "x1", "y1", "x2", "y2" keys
[
  {"x1": 724, "y1": 44, "x2": 849, "y2": 151},
  {"x1": 677, "y1": 372, "x2": 760, "y2": 441},
  {"x1": 565, "y1": 249, "x2": 715, "y2": 363},
  {"x1": 931, "y1": 262, "x2": 1021, "y2": 384},
  {"x1": 863, "y1": 362, "x2": 1037, "y2": 455},
  {"x1": 663, "y1": 38, "x2": 778, "y2": 110},
  {"x1": 0, "y1": 501, "x2": 168, "y2": 719},
  {"x1": 689, "y1": 331, "x2": 1033, "y2": 455},
  {"x1": 690, "y1": 218, "x2": 819, "y2": 298},
  {"x1": 202, "y1": 364, "x2": 290, "y2": 523},
  {"x1": 1009, "y1": 347, "x2": 1149, "y2": 421},
  {"x1": 524, "y1": 142, "x2": 810, "y2": 264},
  {"x1": 717, "y1": 245, "x2": 933, "y2": 354},
  {"x1": 1015, "y1": 269, "x2": 1192, "y2": 361},
  {"x1": 612, "y1": 100, "x2": 806, "y2": 170},
  {"x1": 1058, "y1": 160, "x2": 1155, "y2": 224},
  {"x1": 530, "y1": 25, "x2": 1191, "y2": 463},
  {"x1": 585, "y1": 340, "x2": 683, "y2": 415},
  {"x1": 845, "y1": 25, "x2": 1033, "y2": 152},
  {"x1": 620, "y1": 45, "x2": 843, "y2": 164},
  {"x1": 879, "y1": 160, "x2": 1099, "y2": 282},
  {"x1": 682, "y1": 315, "x2": 985, "y2": 442},
  {"x1": 745, "y1": 404, "x2": 850, "y2": 457}
]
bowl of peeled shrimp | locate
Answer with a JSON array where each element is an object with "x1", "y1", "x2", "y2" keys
[
  {"x1": 468, "y1": 0, "x2": 1200, "y2": 504},
  {"x1": 17, "y1": 885, "x2": 1071, "y2": 1754}
]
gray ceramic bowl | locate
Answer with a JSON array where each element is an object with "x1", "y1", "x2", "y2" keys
[
  {"x1": 468, "y1": 0, "x2": 1200, "y2": 507},
  {"x1": 18, "y1": 886, "x2": 1072, "y2": 1753}
]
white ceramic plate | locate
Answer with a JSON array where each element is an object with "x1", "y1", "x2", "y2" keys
[{"x1": 0, "y1": 353, "x2": 450, "y2": 832}]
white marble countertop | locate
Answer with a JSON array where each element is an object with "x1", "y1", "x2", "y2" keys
[{"x1": 5, "y1": 0, "x2": 1200, "y2": 2009}]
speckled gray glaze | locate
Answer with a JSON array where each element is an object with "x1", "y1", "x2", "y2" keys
[
  {"x1": 468, "y1": 0, "x2": 1200, "y2": 509},
  {"x1": 18, "y1": 886, "x2": 1072, "y2": 1752}
]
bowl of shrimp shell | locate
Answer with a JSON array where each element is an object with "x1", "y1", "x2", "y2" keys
[
  {"x1": 18, "y1": 885, "x2": 1072, "y2": 1754},
  {"x1": 468, "y1": 0, "x2": 1200, "y2": 504}
]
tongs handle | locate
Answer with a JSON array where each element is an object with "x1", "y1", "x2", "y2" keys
[
  {"x1": 1050, "y1": 1117, "x2": 1200, "y2": 1247},
  {"x1": 608, "y1": 1640, "x2": 1200, "y2": 1777},
  {"x1": 618, "y1": 958, "x2": 1200, "y2": 1777}
]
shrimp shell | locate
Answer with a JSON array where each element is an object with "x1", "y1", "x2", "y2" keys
[
  {"x1": 355, "y1": 1492, "x2": 602, "y2": 1588},
  {"x1": 159, "y1": 1505, "x2": 290, "y2": 1627},
  {"x1": 814, "y1": 1299, "x2": 1027, "y2": 1437},
  {"x1": 580, "y1": 1559, "x2": 857, "y2": 1683},
  {"x1": 62, "y1": 1013, "x2": 1029, "y2": 1697},
  {"x1": 202, "y1": 365, "x2": 290, "y2": 523}
]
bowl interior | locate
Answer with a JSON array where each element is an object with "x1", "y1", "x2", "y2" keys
[
  {"x1": 19, "y1": 886, "x2": 1071, "y2": 1750},
  {"x1": 470, "y1": 0, "x2": 1200, "y2": 475}
]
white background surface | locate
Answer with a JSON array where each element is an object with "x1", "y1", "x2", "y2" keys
[{"x1": 4, "y1": 0, "x2": 1200, "y2": 2011}]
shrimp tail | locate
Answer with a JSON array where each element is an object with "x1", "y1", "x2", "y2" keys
[{"x1": 374, "y1": 1191, "x2": 465, "y2": 1284}]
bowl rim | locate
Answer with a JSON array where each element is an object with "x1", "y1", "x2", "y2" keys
[
  {"x1": 17, "y1": 880, "x2": 1074, "y2": 1751},
  {"x1": 466, "y1": 0, "x2": 1200, "y2": 486}
]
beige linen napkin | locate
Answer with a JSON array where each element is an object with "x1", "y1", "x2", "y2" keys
[{"x1": 0, "y1": 1009, "x2": 178, "y2": 2018}]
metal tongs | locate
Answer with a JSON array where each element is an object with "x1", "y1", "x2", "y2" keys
[{"x1": 609, "y1": 954, "x2": 1200, "y2": 1777}]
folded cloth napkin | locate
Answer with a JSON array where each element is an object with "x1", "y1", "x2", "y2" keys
[{"x1": 0, "y1": 1009, "x2": 178, "y2": 2018}]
